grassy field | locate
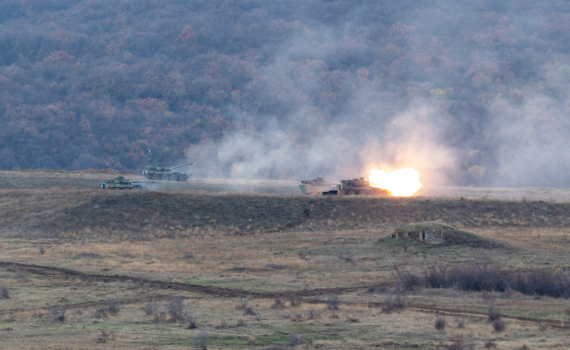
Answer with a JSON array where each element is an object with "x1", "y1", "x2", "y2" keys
[{"x1": 1, "y1": 170, "x2": 570, "y2": 349}]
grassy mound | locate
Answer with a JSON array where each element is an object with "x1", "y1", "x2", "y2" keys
[{"x1": 391, "y1": 222, "x2": 507, "y2": 248}]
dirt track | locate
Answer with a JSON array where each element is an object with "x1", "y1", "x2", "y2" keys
[{"x1": 1, "y1": 261, "x2": 565, "y2": 329}]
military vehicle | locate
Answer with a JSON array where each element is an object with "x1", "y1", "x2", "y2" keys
[
  {"x1": 142, "y1": 162, "x2": 193, "y2": 181},
  {"x1": 337, "y1": 177, "x2": 389, "y2": 196},
  {"x1": 100, "y1": 176, "x2": 154, "y2": 190},
  {"x1": 299, "y1": 177, "x2": 338, "y2": 195}
]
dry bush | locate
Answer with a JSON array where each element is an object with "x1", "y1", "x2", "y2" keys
[
  {"x1": 493, "y1": 319, "x2": 506, "y2": 332},
  {"x1": 167, "y1": 297, "x2": 186, "y2": 321},
  {"x1": 394, "y1": 265, "x2": 423, "y2": 291},
  {"x1": 193, "y1": 331, "x2": 208, "y2": 350},
  {"x1": 440, "y1": 334, "x2": 475, "y2": 350},
  {"x1": 325, "y1": 295, "x2": 340, "y2": 310},
  {"x1": 96, "y1": 296, "x2": 120, "y2": 317},
  {"x1": 288, "y1": 295, "x2": 302, "y2": 307},
  {"x1": 244, "y1": 306, "x2": 257, "y2": 316},
  {"x1": 484, "y1": 340, "x2": 497, "y2": 349},
  {"x1": 96, "y1": 330, "x2": 113, "y2": 343},
  {"x1": 49, "y1": 301, "x2": 69, "y2": 322},
  {"x1": 346, "y1": 315, "x2": 359, "y2": 323},
  {"x1": 455, "y1": 316, "x2": 466, "y2": 329},
  {"x1": 487, "y1": 304, "x2": 501, "y2": 322},
  {"x1": 271, "y1": 295, "x2": 285, "y2": 309},
  {"x1": 1, "y1": 285, "x2": 9, "y2": 299},
  {"x1": 143, "y1": 298, "x2": 157, "y2": 315},
  {"x1": 289, "y1": 334, "x2": 304, "y2": 347},
  {"x1": 435, "y1": 316, "x2": 446, "y2": 330},
  {"x1": 338, "y1": 250, "x2": 355, "y2": 263},
  {"x1": 235, "y1": 298, "x2": 249, "y2": 310},
  {"x1": 38, "y1": 244, "x2": 45, "y2": 254},
  {"x1": 381, "y1": 293, "x2": 406, "y2": 314}
]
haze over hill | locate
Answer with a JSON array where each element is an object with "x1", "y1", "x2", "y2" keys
[{"x1": 1, "y1": 0, "x2": 569, "y2": 187}]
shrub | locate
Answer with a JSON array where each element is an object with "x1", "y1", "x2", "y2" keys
[
  {"x1": 143, "y1": 298, "x2": 157, "y2": 315},
  {"x1": 289, "y1": 334, "x2": 304, "y2": 347},
  {"x1": 338, "y1": 250, "x2": 355, "y2": 263},
  {"x1": 186, "y1": 314, "x2": 198, "y2": 329},
  {"x1": 455, "y1": 316, "x2": 466, "y2": 329},
  {"x1": 193, "y1": 331, "x2": 208, "y2": 350},
  {"x1": 271, "y1": 295, "x2": 285, "y2": 309},
  {"x1": 394, "y1": 265, "x2": 423, "y2": 291},
  {"x1": 487, "y1": 305, "x2": 501, "y2": 322},
  {"x1": 381, "y1": 293, "x2": 406, "y2": 314},
  {"x1": 435, "y1": 316, "x2": 446, "y2": 330},
  {"x1": 484, "y1": 340, "x2": 497, "y2": 349},
  {"x1": 493, "y1": 319, "x2": 506, "y2": 332},
  {"x1": 346, "y1": 315, "x2": 359, "y2": 323},
  {"x1": 325, "y1": 295, "x2": 340, "y2": 310},
  {"x1": 235, "y1": 298, "x2": 249, "y2": 310},
  {"x1": 1, "y1": 285, "x2": 10, "y2": 299},
  {"x1": 96, "y1": 330, "x2": 113, "y2": 343},
  {"x1": 288, "y1": 295, "x2": 302, "y2": 307},
  {"x1": 440, "y1": 334, "x2": 475, "y2": 350},
  {"x1": 167, "y1": 297, "x2": 187, "y2": 321},
  {"x1": 244, "y1": 307, "x2": 257, "y2": 316},
  {"x1": 49, "y1": 302, "x2": 69, "y2": 322},
  {"x1": 39, "y1": 244, "x2": 45, "y2": 255},
  {"x1": 235, "y1": 319, "x2": 246, "y2": 327}
]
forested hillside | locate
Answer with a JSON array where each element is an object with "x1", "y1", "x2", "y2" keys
[{"x1": 1, "y1": 0, "x2": 569, "y2": 186}]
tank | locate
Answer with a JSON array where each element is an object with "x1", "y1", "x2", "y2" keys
[
  {"x1": 299, "y1": 177, "x2": 338, "y2": 195},
  {"x1": 338, "y1": 177, "x2": 389, "y2": 196},
  {"x1": 101, "y1": 176, "x2": 144, "y2": 190},
  {"x1": 142, "y1": 162, "x2": 193, "y2": 181}
]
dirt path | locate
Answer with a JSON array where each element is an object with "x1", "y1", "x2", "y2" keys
[{"x1": 1, "y1": 261, "x2": 567, "y2": 329}]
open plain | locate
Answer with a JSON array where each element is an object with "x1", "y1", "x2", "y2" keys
[{"x1": 1, "y1": 170, "x2": 570, "y2": 349}]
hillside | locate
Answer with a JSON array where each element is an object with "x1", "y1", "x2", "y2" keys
[{"x1": 1, "y1": 1, "x2": 570, "y2": 187}]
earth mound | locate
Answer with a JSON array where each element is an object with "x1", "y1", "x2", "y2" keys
[{"x1": 391, "y1": 222, "x2": 506, "y2": 248}]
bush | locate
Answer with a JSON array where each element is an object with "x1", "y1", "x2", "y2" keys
[
  {"x1": 381, "y1": 293, "x2": 406, "y2": 314},
  {"x1": 143, "y1": 298, "x2": 157, "y2": 315},
  {"x1": 193, "y1": 331, "x2": 208, "y2": 350},
  {"x1": 440, "y1": 335, "x2": 475, "y2": 350},
  {"x1": 455, "y1": 317, "x2": 466, "y2": 329},
  {"x1": 39, "y1": 244, "x2": 45, "y2": 255},
  {"x1": 235, "y1": 298, "x2": 249, "y2": 310},
  {"x1": 288, "y1": 295, "x2": 302, "y2": 307},
  {"x1": 435, "y1": 316, "x2": 446, "y2": 330},
  {"x1": 271, "y1": 295, "x2": 285, "y2": 309},
  {"x1": 1, "y1": 285, "x2": 10, "y2": 299},
  {"x1": 493, "y1": 319, "x2": 506, "y2": 332},
  {"x1": 49, "y1": 302, "x2": 69, "y2": 322},
  {"x1": 167, "y1": 297, "x2": 187, "y2": 321},
  {"x1": 325, "y1": 296, "x2": 340, "y2": 310},
  {"x1": 96, "y1": 330, "x2": 113, "y2": 343},
  {"x1": 244, "y1": 307, "x2": 257, "y2": 316},
  {"x1": 484, "y1": 340, "x2": 497, "y2": 349},
  {"x1": 487, "y1": 305, "x2": 501, "y2": 322},
  {"x1": 288, "y1": 334, "x2": 304, "y2": 347}
]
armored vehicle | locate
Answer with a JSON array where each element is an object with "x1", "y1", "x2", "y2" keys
[
  {"x1": 299, "y1": 177, "x2": 338, "y2": 195},
  {"x1": 101, "y1": 176, "x2": 146, "y2": 190},
  {"x1": 337, "y1": 177, "x2": 389, "y2": 196},
  {"x1": 142, "y1": 162, "x2": 193, "y2": 181}
]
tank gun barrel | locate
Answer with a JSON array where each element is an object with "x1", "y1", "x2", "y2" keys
[{"x1": 170, "y1": 162, "x2": 193, "y2": 170}]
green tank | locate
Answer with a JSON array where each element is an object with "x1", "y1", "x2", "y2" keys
[
  {"x1": 338, "y1": 177, "x2": 389, "y2": 196},
  {"x1": 142, "y1": 162, "x2": 193, "y2": 181},
  {"x1": 101, "y1": 176, "x2": 145, "y2": 190}
]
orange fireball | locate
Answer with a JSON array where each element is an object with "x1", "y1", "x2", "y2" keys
[{"x1": 369, "y1": 168, "x2": 422, "y2": 197}]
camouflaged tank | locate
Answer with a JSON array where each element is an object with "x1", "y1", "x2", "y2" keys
[
  {"x1": 142, "y1": 162, "x2": 193, "y2": 181},
  {"x1": 101, "y1": 176, "x2": 144, "y2": 190},
  {"x1": 338, "y1": 177, "x2": 389, "y2": 196}
]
